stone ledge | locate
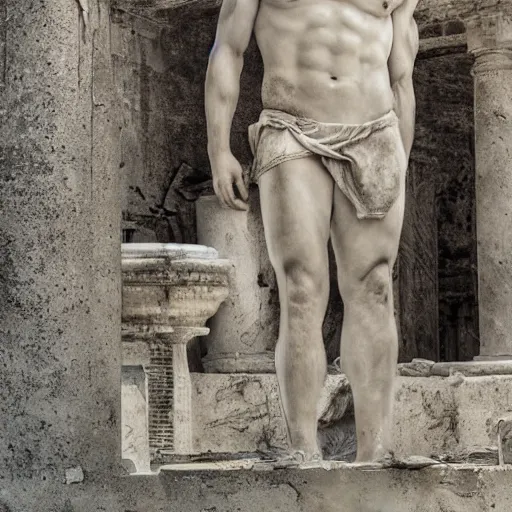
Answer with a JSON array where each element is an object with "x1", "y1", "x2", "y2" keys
[
  {"x1": 3, "y1": 465, "x2": 512, "y2": 512},
  {"x1": 398, "y1": 358, "x2": 512, "y2": 377},
  {"x1": 154, "y1": 464, "x2": 510, "y2": 512},
  {"x1": 418, "y1": 33, "x2": 468, "y2": 59},
  {"x1": 432, "y1": 360, "x2": 512, "y2": 376},
  {"x1": 156, "y1": 459, "x2": 496, "y2": 472}
]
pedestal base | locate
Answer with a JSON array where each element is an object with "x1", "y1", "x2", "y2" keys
[
  {"x1": 121, "y1": 366, "x2": 151, "y2": 473},
  {"x1": 191, "y1": 373, "x2": 512, "y2": 461},
  {"x1": 202, "y1": 351, "x2": 276, "y2": 373},
  {"x1": 474, "y1": 355, "x2": 512, "y2": 361},
  {"x1": 431, "y1": 360, "x2": 512, "y2": 376}
]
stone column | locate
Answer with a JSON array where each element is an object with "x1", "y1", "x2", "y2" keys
[
  {"x1": 121, "y1": 359, "x2": 151, "y2": 473},
  {"x1": 196, "y1": 194, "x2": 278, "y2": 373},
  {"x1": 170, "y1": 327, "x2": 208, "y2": 454},
  {"x1": 0, "y1": 0, "x2": 122, "y2": 482},
  {"x1": 466, "y1": 11, "x2": 512, "y2": 360},
  {"x1": 122, "y1": 326, "x2": 209, "y2": 465}
]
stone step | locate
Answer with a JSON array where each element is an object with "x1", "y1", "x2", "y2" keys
[
  {"x1": 5, "y1": 464, "x2": 511, "y2": 511},
  {"x1": 155, "y1": 462, "x2": 512, "y2": 512}
]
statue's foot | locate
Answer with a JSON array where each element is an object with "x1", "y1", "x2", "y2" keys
[
  {"x1": 351, "y1": 452, "x2": 442, "y2": 471},
  {"x1": 273, "y1": 450, "x2": 323, "y2": 469},
  {"x1": 390, "y1": 455, "x2": 443, "y2": 470},
  {"x1": 254, "y1": 448, "x2": 323, "y2": 469}
]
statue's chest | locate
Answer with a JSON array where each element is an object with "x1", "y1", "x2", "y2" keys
[
  {"x1": 261, "y1": 0, "x2": 404, "y2": 18},
  {"x1": 348, "y1": 0, "x2": 404, "y2": 17}
]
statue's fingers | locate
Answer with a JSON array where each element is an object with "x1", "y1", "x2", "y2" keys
[
  {"x1": 217, "y1": 184, "x2": 231, "y2": 209},
  {"x1": 224, "y1": 183, "x2": 248, "y2": 211},
  {"x1": 235, "y1": 174, "x2": 249, "y2": 202}
]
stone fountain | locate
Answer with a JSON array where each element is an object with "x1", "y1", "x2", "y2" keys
[{"x1": 121, "y1": 243, "x2": 230, "y2": 472}]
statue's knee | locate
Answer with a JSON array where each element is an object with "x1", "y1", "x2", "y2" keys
[
  {"x1": 281, "y1": 258, "x2": 327, "y2": 308},
  {"x1": 361, "y1": 262, "x2": 391, "y2": 306}
]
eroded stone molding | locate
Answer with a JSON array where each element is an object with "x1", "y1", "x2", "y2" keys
[
  {"x1": 113, "y1": 0, "x2": 221, "y2": 14},
  {"x1": 466, "y1": 11, "x2": 512, "y2": 73}
]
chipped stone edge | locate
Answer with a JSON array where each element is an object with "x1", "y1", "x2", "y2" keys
[{"x1": 396, "y1": 359, "x2": 512, "y2": 378}]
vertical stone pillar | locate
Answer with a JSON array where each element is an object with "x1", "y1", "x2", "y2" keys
[
  {"x1": 135, "y1": 327, "x2": 207, "y2": 459},
  {"x1": 171, "y1": 327, "x2": 208, "y2": 455},
  {"x1": 196, "y1": 194, "x2": 278, "y2": 373},
  {"x1": 121, "y1": 348, "x2": 151, "y2": 474},
  {"x1": 466, "y1": 11, "x2": 512, "y2": 359},
  {"x1": 0, "y1": 0, "x2": 121, "y2": 482}
]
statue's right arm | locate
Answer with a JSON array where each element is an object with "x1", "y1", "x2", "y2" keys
[{"x1": 205, "y1": 0, "x2": 260, "y2": 210}]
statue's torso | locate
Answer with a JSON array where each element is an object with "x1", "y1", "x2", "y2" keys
[{"x1": 254, "y1": 0, "x2": 403, "y2": 123}]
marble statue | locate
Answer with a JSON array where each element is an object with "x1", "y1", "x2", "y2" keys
[{"x1": 205, "y1": 0, "x2": 419, "y2": 464}]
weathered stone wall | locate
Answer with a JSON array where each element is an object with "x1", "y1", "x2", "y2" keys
[
  {"x1": 0, "y1": 0, "x2": 122, "y2": 482},
  {"x1": 115, "y1": 12, "x2": 478, "y2": 362},
  {"x1": 112, "y1": 10, "x2": 261, "y2": 244}
]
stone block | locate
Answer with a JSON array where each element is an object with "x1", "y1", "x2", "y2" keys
[
  {"x1": 121, "y1": 366, "x2": 151, "y2": 473},
  {"x1": 191, "y1": 373, "x2": 512, "y2": 460},
  {"x1": 191, "y1": 373, "x2": 286, "y2": 454},
  {"x1": 197, "y1": 195, "x2": 278, "y2": 373},
  {"x1": 2, "y1": 464, "x2": 512, "y2": 512}
]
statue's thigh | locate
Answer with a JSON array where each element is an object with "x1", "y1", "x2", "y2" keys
[
  {"x1": 330, "y1": 179, "x2": 405, "y2": 286},
  {"x1": 258, "y1": 155, "x2": 334, "y2": 270}
]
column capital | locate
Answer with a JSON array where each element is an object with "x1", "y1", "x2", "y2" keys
[{"x1": 466, "y1": 11, "x2": 512, "y2": 73}]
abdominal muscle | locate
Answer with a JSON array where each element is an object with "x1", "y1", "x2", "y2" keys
[{"x1": 254, "y1": 0, "x2": 396, "y2": 124}]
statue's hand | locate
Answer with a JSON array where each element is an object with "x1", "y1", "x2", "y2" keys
[{"x1": 211, "y1": 152, "x2": 249, "y2": 211}]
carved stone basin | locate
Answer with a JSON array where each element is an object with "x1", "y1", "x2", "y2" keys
[
  {"x1": 121, "y1": 243, "x2": 230, "y2": 472},
  {"x1": 122, "y1": 242, "x2": 230, "y2": 329}
]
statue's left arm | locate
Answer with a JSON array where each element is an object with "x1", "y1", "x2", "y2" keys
[{"x1": 388, "y1": 0, "x2": 419, "y2": 162}]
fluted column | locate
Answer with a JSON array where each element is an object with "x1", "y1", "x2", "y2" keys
[{"x1": 466, "y1": 11, "x2": 512, "y2": 359}]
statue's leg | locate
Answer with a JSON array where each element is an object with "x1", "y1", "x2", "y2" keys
[
  {"x1": 259, "y1": 155, "x2": 334, "y2": 459},
  {"x1": 330, "y1": 176, "x2": 405, "y2": 463}
]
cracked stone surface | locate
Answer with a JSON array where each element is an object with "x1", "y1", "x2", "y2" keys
[
  {"x1": 0, "y1": 0, "x2": 122, "y2": 482},
  {"x1": 191, "y1": 373, "x2": 512, "y2": 463},
  {"x1": 2, "y1": 465, "x2": 512, "y2": 511}
]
